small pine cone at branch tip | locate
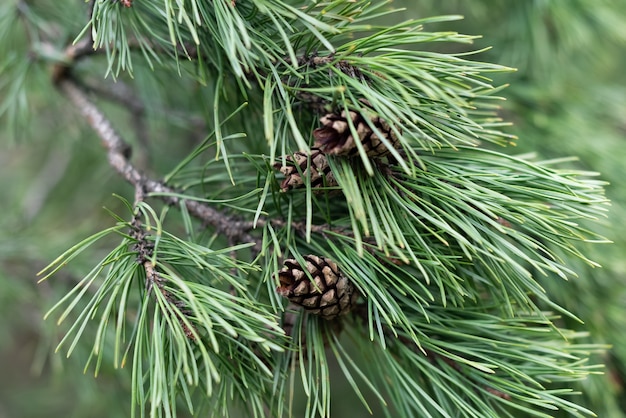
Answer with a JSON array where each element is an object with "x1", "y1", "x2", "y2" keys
[
  {"x1": 313, "y1": 106, "x2": 400, "y2": 158},
  {"x1": 273, "y1": 148, "x2": 338, "y2": 192},
  {"x1": 276, "y1": 255, "x2": 359, "y2": 320}
]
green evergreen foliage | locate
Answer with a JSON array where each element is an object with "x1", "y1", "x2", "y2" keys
[{"x1": 1, "y1": 1, "x2": 625, "y2": 417}]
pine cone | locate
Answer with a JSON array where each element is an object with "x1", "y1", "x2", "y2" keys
[
  {"x1": 313, "y1": 108, "x2": 400, "y2": 158},
  {"x1": 276, "y1": 255, "x2": 359, "y2": 320},
  {"x1": 273, "y1": 148, "x2": 337, "y2": 192}
]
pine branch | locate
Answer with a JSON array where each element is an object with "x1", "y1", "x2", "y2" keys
[
  {"x1": 27, "y1": 1, "x2": 613, "y2": 417},
  {"x1": 56, "y1": 73, "x2": 255, "y2": 240},
  {"x1": 47, "y1": 9, "x2": 350, "y2": 250},
  {"x1": 54, "y1": 70, "x2": 351, "y2": 256}
]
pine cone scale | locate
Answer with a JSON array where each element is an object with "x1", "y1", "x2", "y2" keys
[
  {"x1": 274, "y1": 149, "x2": 338, "y2": 192},
  {"x1": 313, "y1": 107, "x2": 400, "y2": 158}
]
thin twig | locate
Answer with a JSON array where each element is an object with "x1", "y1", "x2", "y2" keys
[
  {"x1": 46, "y1": 2, "x2": 260, "y2": 245},
  {"x1": 57, "y1": 76, "x2": 259, "y2": 246},
  {"x1": 257, "y1": 218, "x2": 347, "y2": 237},
  {"x1": 80, "y1": 78, "x2": 151, "y2": 169},
  {"x1": 131, "y1": 215, "x2": 197, "y2": 339}
]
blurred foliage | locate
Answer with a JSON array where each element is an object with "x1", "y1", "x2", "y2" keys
[{"x1": 0, "y1": 0, "x2": 625, "y2": 417}]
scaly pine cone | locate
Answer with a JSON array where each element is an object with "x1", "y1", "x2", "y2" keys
[
  {"x1": 276, "y1": 255, "x2": 359, "y2": 319},
  {"x1": 273, "y1": 148, "x2": 338, "y2": 192},
  {"x1": 313, "y1": 107, "x2": 400, "y2": 158}
]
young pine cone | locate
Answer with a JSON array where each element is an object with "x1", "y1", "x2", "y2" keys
[
  {"x1": 273, "y1": 148, "x2": 337, "y2": 192},
  {"x1": 276, "y1": 255, "x2": 359, "y2": 320},
  {"x1": 313, "y1": 108, "x2": 400, "y2": 158}
]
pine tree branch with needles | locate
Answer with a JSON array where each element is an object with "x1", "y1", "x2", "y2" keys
[{"x1": 1, "y1": 0, "x2": 610, "y2": 417}]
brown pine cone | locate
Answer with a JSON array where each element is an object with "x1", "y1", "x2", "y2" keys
[
  {"x1": 276, "y1": 255, "x2": 359, "y2": 320},
  {"x1": 273, "y1": 148, "x2": 338, "y2": 192},
  {"x1": 313, "y1": 108, "x2": 400, "y2": 158}
]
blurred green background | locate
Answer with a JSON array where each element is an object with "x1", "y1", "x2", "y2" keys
[{"x1": 1, "y1": 1, "x2": 625, "y2": 417}]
